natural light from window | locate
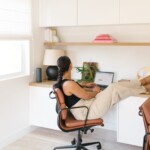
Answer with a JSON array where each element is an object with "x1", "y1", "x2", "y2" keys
[{"x1": 0, "y1": 40, "x2": 30, "y2": 80}]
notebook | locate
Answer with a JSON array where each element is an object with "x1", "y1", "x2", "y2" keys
[{"x1": 94, "y1": 71, "x2": 114, "y2": 90}]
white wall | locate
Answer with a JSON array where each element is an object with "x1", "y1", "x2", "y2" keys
[
  {"x1": 32, "y1": 0, "x2": 45, "y2": 81},
  {"x1": 0, "y1": 77, "x2": 31, "y2": 148},
  {"x1": 53, "y1": 25, "x2": 150, "y2": 130},
  {"x1": 56, "y1": 25, "x2": 150, "y2": 81}
]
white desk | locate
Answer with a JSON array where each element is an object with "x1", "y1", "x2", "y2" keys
[
  {"x1": 29, "y1": 81, "x2": 59, "y2": 130},
  {"x1": 117, "y1": 95, "x2": 149, "y2": 146}
]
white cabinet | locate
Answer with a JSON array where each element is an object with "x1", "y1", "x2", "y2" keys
[
  {"x1": 78, "y1": 0, "x2": 119, "y2": 25},
  {"x1": 117, "y1": 96, "x2": 149, "y2": 146},
  {"x1": 39, "y1": 0, "x2": 150, "y2": 27},
  {"x1": 120, "y1": 0, "x2": 150, "y2": 24},
  {"x1": 30, "y1": 86, "x2": 59, "y2": 130},
  {"x1": 39, "y1": 0, "x2": 77, "y2": 27}
]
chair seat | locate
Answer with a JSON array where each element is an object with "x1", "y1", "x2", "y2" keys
[
  {"x1": 65, "y1": 112, "x2": 103, "y2": 128},
  {"x1": 139, "y1": 98, "x2": 150, "y2": 150},
  {"x1": 140, "y1": 99, "x2": 150, "y2": 125}
]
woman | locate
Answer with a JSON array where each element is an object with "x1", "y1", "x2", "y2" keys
[{"x1": 55, "y1": 56, "x2": 150, "y2": 120}]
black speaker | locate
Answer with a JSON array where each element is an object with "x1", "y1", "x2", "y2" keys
[{"x1": 36, "y1": 68, "x2": 42, "y2": 82}]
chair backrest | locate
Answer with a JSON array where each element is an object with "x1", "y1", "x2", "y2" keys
[
  {"x1": 139, "y1": 98, "x2": 150, "y2": 150},
  {"x1": 139, "y1": 98, "x2": 150, "y2": 131},
  {"x1": 53, "y1": 86, "x2": 67, "y2": 120}
]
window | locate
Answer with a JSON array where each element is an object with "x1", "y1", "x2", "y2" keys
[
  {"x1": 0, "y1": 40, "x2": 29, "y2": 79},
  {"x1": 0, "y1": 0, "x2": 31, "y2": 80}
]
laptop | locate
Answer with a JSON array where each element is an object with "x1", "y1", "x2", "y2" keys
[{"x1": 94, "y1": 71, "x2": 114, "y2": 90}]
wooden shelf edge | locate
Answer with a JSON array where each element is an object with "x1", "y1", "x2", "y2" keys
[
  {"x1": 44, "y1": 42, "x2": 150, "y2": 46},
  {"x1": 29, "y1": 80, "x2": 56, "y2": 88}
]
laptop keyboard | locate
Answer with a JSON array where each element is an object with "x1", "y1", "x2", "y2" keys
[{"x1": 97, "y1": 84, "x2": 108, "y2": 90}]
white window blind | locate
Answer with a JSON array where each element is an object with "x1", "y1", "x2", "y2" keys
[
  {"x1": 0, "y1": 0, "x2": 31, "y2": 35},
  {"x1": 0, "y1": 0, "x2": 31, "y2": 80}
]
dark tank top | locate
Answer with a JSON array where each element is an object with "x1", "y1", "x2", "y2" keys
[{"x1": 60, "y1": 79, "x2": 82, "y2": 108}]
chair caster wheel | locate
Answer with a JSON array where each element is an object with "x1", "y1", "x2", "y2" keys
[
  {"x1": 91, "y1": 129, "x2": 94, "y2": 133},
  {"x1": 97, "y1": 144, "x2": 101, "y2": 150},
  {"x1": 71, "y1": 138, "x2": 76, "y2": 145}
]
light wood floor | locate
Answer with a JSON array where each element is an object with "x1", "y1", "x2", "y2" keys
[{"x1": 2, "y1": 127, "x2": 142, "y2": 150}]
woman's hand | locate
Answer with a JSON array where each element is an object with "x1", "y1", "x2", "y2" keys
[
  {"x1": 84, "y1": 82, "x2": 97, "y2": 88},
  {"x1": 92, "y1": 86, "x2": 101, "y2": 93}
]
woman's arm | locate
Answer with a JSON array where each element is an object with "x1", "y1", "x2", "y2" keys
[
  {"x1": 80, "y1": 82, "x2": 101, "y2": 92},
  {"x1": 80, "y1": 82, "x2": 97, "y2": 88},
  {"x1": 63, "y1": 81, "x2": 100, "y2": 100}
]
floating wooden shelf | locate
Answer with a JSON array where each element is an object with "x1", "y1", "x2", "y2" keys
[{"x1": 44, "y1": 42, "x2": 150, "y2": 46}]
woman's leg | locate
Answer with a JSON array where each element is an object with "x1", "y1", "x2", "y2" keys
[
  {"x1": 117, "y1": 80, "x2": 142, "y2": 89},
  {"x1": 70, "y1": 98, "x2": 95, "y2": 120},
  {"x1": 88, "y1": 82, "x2": 146, "y2": 119},
  {"x1": 71, "y1": 80, "x2": 147, "y2": 120},
  {"x1": 144, "y1": 83, "x2": 150, "y2": 92},
  {"x1": 118, "y1": 75, "x2": 150, "y2": 87},
  {"x1": 140, "y1": 75, "x2": 150, "y2": 85}
]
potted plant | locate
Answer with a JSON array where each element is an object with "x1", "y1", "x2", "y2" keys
[{"x1": 75, "y1": 62, "x2": 98, "y2": 83}]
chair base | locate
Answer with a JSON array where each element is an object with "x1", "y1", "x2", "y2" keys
[
  {"x1": 54, "y1": 142, "x2": 101, "y2": 150},
  {"x1": 54, "y1": 130, "x2": 102, "y2": 150}
]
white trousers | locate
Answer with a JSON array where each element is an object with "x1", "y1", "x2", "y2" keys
[{"x1": 70, "y1": 80, "x2": 146, "y2": 120}]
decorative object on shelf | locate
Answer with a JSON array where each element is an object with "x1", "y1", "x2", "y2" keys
[
  {"x1": 43, "y1": 49, "x2": 65, "y2": 80},
  {"x1": 93, "y1": 34, "x2": 117, "y2": 43},
  {"x1": 44, "y1": 28, "x2": 52, "y2": 42},
  {"x1": 137, "y1": 66, "x2": 150, "y2": 80},
  {"x1": 36, "y1": 68, "x2": 42, "y2": 83},
  {"x1": 51, "y1": 28, "x2": 60, "y2": 42},
  {"x1": 44, "y1": 28, "x2": 60, "y2": 42},
  {"x1": 75, "y1": 62, "x2": 98, "y2": 82}
]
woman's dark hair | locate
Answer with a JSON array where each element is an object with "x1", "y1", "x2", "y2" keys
[{"x1": 57, "y1": 56, "x2": 71, "y2": 83}]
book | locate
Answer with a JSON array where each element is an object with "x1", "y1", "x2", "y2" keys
[{"x1": 93, "y1": 34, "x2": 117, "y2": 43}]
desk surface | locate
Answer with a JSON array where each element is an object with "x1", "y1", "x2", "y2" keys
[{"x1": 29, "y1": 80, "x2": 56, "y2": 88}]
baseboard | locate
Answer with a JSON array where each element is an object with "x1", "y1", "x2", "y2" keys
[{"x1": 0, "y1": 125, "x2": 38, "y2": 149}]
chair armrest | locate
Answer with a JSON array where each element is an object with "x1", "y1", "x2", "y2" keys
[
  {"x1": 139, "y1": 110, "x2": 143, "y2": 116},
  {"x1": 144, "y1": 132, "x2": 150, "y2": 140},
  {"x1": 49, "y1": 91, "x2": 56, "y2": 99},
  {"x1": 60, "y1": 106, "x2": 89, "y2": 132},
  {"x1": 68, "y1": 106, "x2": 89, "y2": 126}
]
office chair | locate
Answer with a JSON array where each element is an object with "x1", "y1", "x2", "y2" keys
[
  {"x1": 139, "y1": 98, "x2": 150, "y2": 150},
  {"x1": 50, "y1": 86, "x2": 104, "y2": 150}
]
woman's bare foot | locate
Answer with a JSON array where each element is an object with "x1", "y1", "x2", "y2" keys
[
  {"x1": 140, "y1": 75, "x2": 150, "y2": 86},
  {"x1": 144, "y1": 84, "x2": 150, "y2": 92}
]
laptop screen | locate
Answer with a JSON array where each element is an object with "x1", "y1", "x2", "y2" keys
[{"x1": 94, "y1": 71, "x2": 114, "y2": 86}]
